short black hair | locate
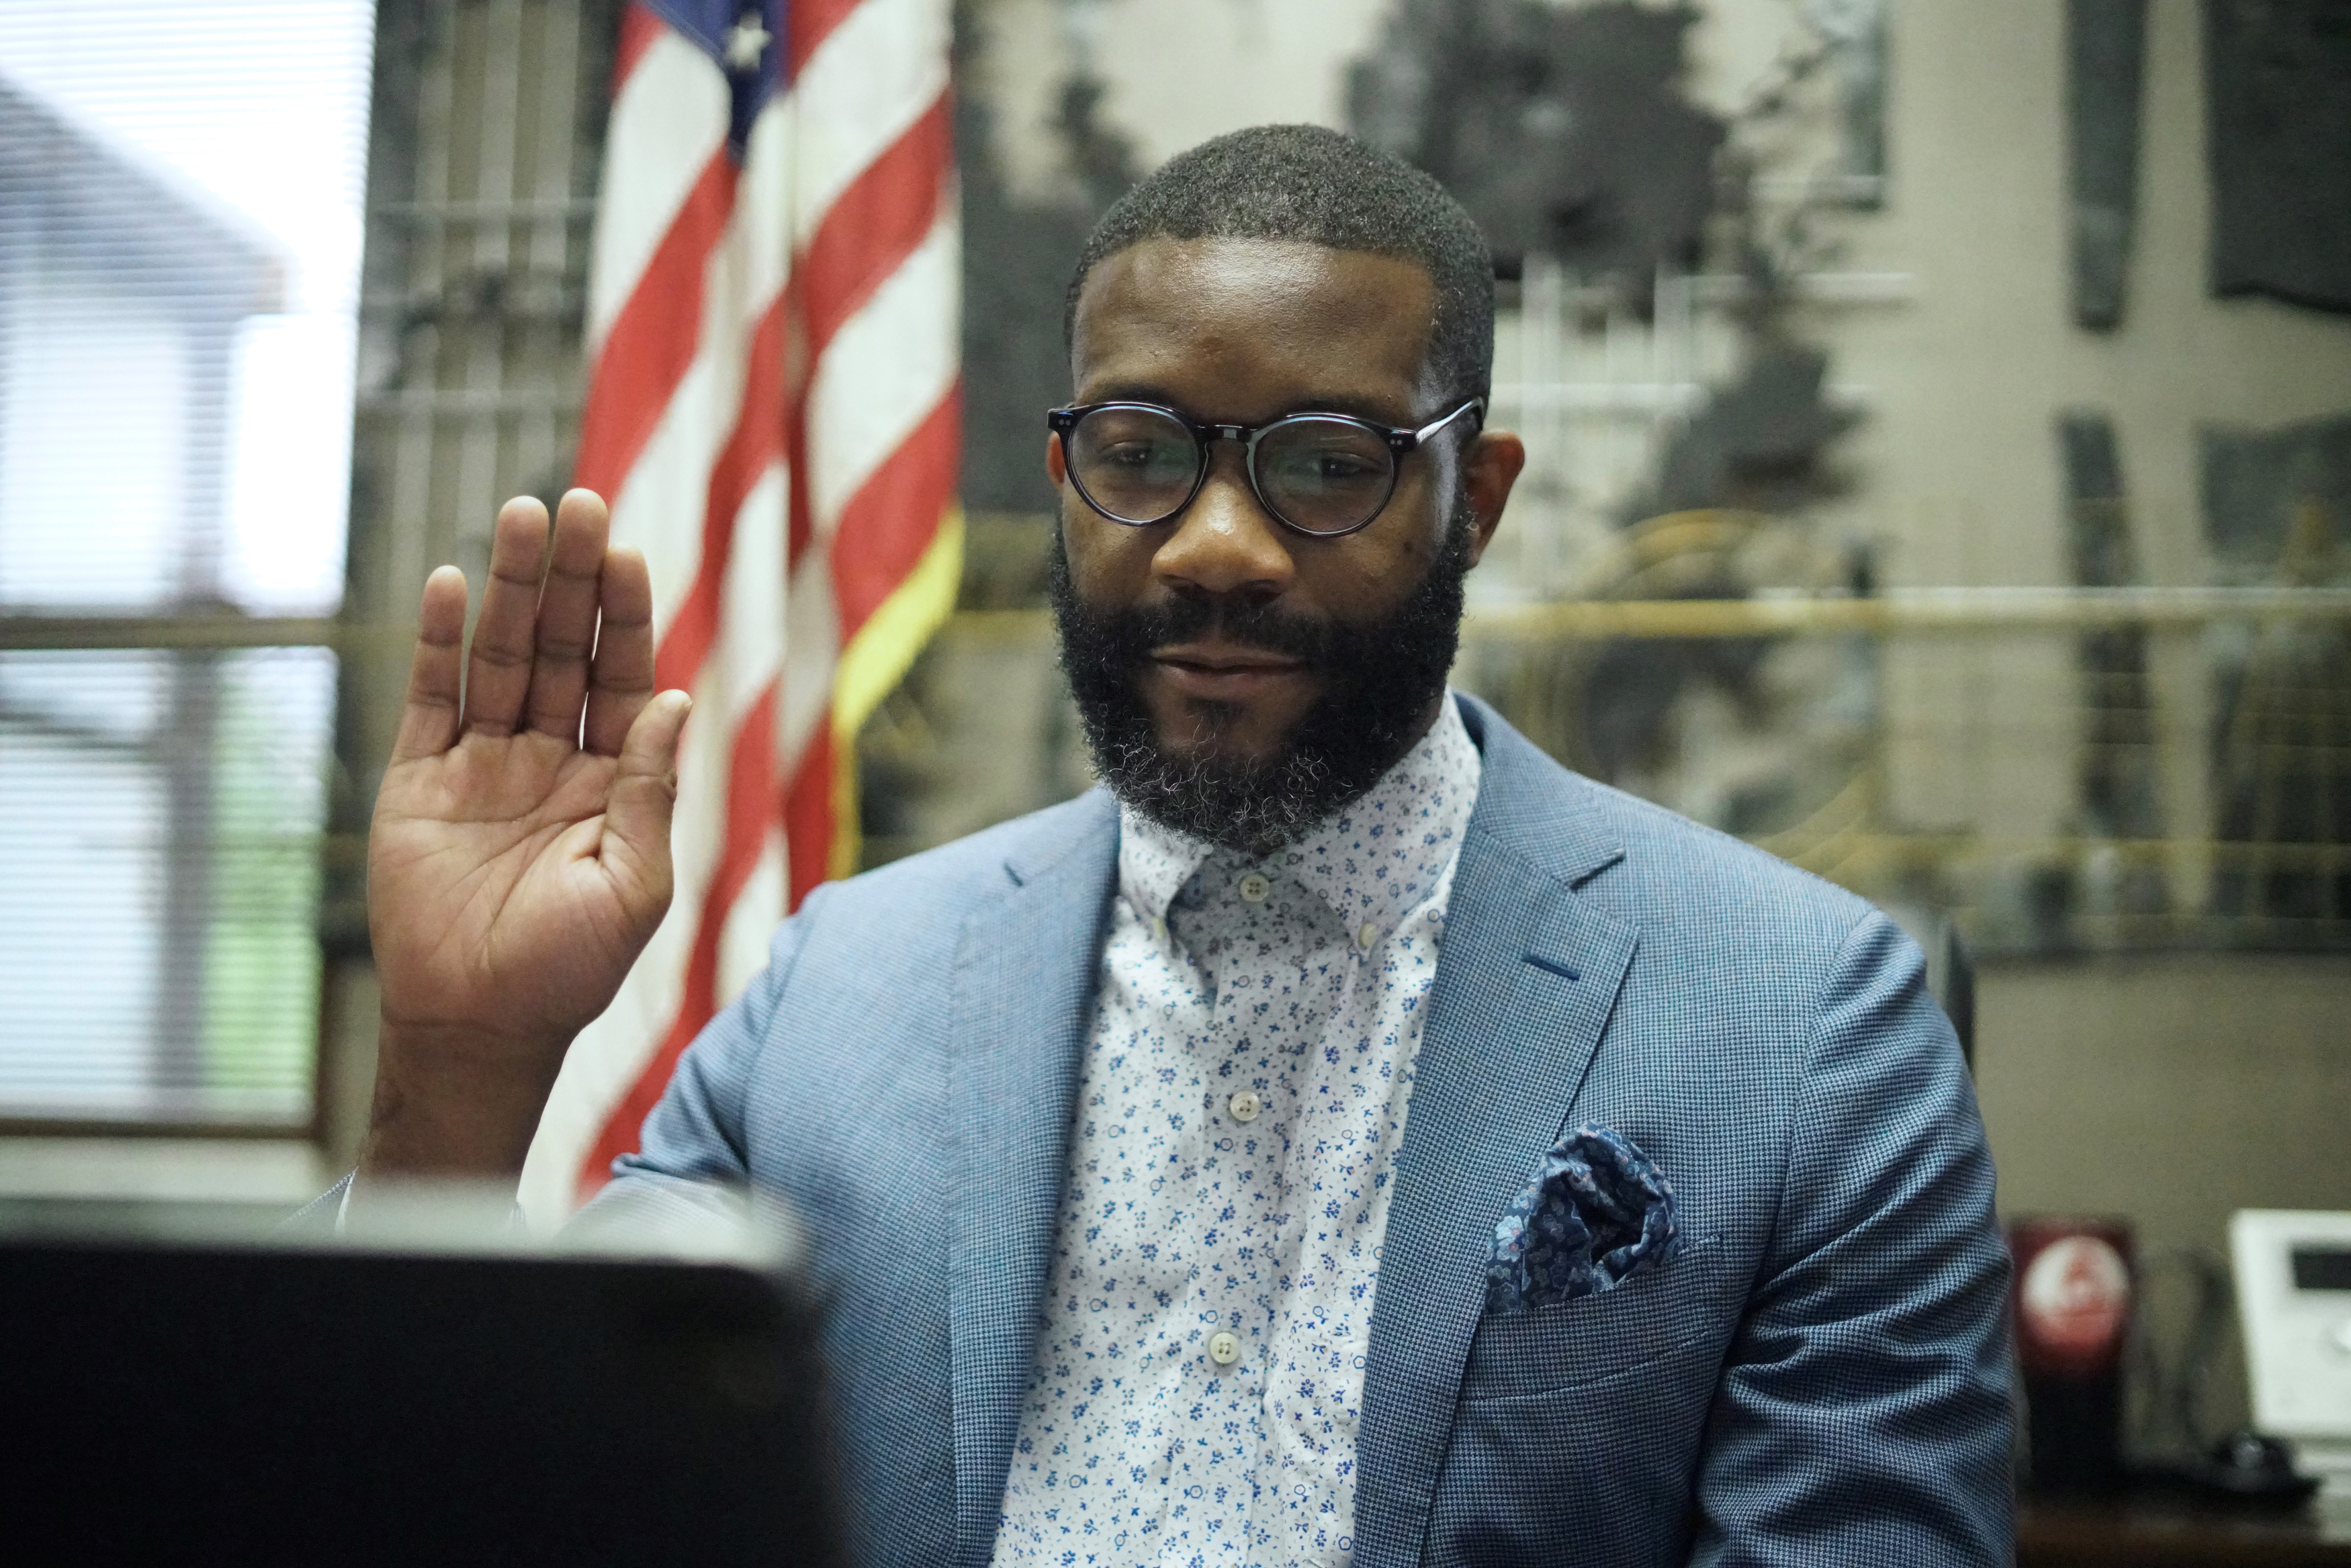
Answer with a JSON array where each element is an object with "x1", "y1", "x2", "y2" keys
[{"x1": 1065, "y1": 124, "x2": 1495, "y2": 405}]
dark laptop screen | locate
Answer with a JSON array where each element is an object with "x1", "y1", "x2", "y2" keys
[{"x1": 0, "y1": 1233, "x2": 838, "y2": 1565}]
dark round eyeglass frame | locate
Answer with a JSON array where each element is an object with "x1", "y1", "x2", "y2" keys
[{"x1": 1046, "y1": 396, "x2": 1487, "y2": 539}]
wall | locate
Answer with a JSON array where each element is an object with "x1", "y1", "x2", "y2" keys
[
  {"x1": 967, "y1": 0, "x2": 1386, "y2": 196},
  {"x1": 1981, "y1": 957, "x2": 2351, "y2": 1246},
  {"x1": 1977, "y1": 954, "x2": 2351, "y2": 1431},
  {"x1": 1819, "y1": 0, "x2": 2351, "y2": 864}
]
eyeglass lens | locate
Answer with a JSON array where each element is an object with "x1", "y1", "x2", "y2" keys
[
  {"x1": 1066, "y1": 406, "x2": 1397, "y2": 535},
  {"x1": 1066, "y1": 406, "x2": 1201, "y2": 523}
]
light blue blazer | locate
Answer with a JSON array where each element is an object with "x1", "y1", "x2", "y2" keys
[{"x1": 600, "y1": 694, "x2": 2014, "y2": 1567}]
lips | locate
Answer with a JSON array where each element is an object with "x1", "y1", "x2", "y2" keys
[{"x1": 1149, "y1": 640, "x2": 1311, "y2": 701}]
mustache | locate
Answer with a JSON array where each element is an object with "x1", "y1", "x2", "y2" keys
[{"x1": 1089, "y1": 592, "x2": 1338, "y2": 669}]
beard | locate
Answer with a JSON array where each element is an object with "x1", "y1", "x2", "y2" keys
[{"x1": 1048, "y1": 508, "x2": 1474, "y2": 853}]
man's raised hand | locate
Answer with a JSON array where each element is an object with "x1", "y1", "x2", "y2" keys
[{"x1": 361, "y1": 490, "x2": 689, "y2": 1179}]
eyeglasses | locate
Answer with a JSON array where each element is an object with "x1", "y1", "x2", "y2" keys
[{"x1": 1047, "y1": 397, "x2": 1485, "y2": 538}]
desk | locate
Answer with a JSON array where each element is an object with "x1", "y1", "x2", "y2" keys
[{"x1": 2020, "y1": 1495, "x2": 2351, "y2": 1567}]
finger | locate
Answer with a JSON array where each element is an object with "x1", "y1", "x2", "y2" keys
[
  {"x1": 390, "y1": 565, "x2": 470, "y2": 764},
  {"x1": 520, "y1": 489, "x2": 612, "y2": 743},
  {"x1": 601, "y1": 690, "x2": 691, "y2": 897},
  {"x1": 582, "y1": 545, "x2": 658, "y2": 758},
  {"x1": 461, "y1": 496, "x2": 551, "y2": 739}
]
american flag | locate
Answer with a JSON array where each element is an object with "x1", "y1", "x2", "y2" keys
[{"x1": 520, "y1": 0, "x2": 961, "y2": 1216}]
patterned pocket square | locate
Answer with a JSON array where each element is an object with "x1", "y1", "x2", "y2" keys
[{"x1": 1484, "y1": 1123, "x2": 1679, "y2": 1316}]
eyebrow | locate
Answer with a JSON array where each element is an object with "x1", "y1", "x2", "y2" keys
[{"x1": 1077, "y1": 383, "x2": 1419, "y2": 426}]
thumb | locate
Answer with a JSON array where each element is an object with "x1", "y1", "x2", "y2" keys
[{"x1": 603, "y1": 690, "x2": 691, "y2": 896}]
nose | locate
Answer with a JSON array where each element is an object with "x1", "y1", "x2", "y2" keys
[{"x1": 1149, "y1": 439, "x2": 1295, "y2": 602}]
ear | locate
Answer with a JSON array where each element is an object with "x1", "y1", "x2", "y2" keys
[
  {"x1": 1460, "y1": 428, "x2": 1525, "y2": 567},
  {"x1": 1045, "y1": 430, "x2": 1067, "y2": 488}
]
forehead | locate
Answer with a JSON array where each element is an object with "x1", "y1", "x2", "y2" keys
[{"x1": 1070, "y1": 237, "x2": 1437, "y2": 420}]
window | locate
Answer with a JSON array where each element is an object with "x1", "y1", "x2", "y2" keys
[{"x1": 0, "y1": 1, "x2": 375, "y2": 1127}]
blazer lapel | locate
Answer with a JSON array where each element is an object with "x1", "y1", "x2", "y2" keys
[
  {"x1": 946, "y1": 790, "x2": 1119, "y2": 1567},
  {"x1": 1351, "y1": 698, "x2": 1640, "y2": 1568}
]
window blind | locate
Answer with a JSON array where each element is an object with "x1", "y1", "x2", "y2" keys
[{"x1": 0, "y1": 1, "x2": 375, "y2": 1127}]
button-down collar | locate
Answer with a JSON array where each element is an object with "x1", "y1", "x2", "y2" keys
[{"x1": 1116, "y1": 692, "x2": 1482, "y2": 952}]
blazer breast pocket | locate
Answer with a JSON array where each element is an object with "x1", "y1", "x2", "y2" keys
[{"x1": 1457, "y1": 1237, "x2": 1730, "y2": 1401}]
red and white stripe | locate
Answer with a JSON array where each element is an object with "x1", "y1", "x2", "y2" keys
[{"x1": 521, "y1": 0, "x2": 960, "y2": 1221}]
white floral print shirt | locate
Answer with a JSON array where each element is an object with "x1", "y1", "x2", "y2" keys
[{"x1": 990, "y1": 695, "x2": 1482, "y2": 1568}]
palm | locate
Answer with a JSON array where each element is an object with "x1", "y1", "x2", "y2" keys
[
  {"x1": 368, "y1": 490, "x2": 689, "y2": 1052},
  {"x1": 373, "y1": 741, "x2": 646, "y2": 1039}
]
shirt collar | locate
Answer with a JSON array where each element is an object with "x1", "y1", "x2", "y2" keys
[{"x1": 1116, "y1": 692, "x2": 1483, "y2": 939}]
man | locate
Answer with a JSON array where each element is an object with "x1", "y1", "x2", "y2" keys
[{"x1": 356, "y1": 126, "x2": 2012, "y2": 1567}]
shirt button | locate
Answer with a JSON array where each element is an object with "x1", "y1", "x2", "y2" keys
[
  {"x1": 1238, "y1": 872, "x2": 1270, "y2": 903},
  {"x1": 1357, "y1": 921, "x2": 1378, "y2": 950},
  {"x1": 1208, "y1": 1331, "x2": 1240, "y2": 1366},
  {"x1": 1227, "y1": 1090, "x2": 1261, "y2": 1123}
]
